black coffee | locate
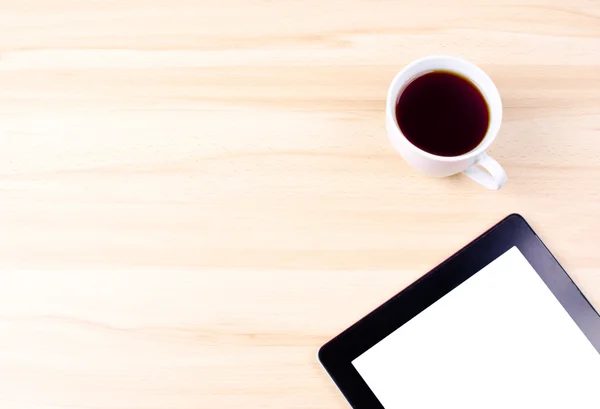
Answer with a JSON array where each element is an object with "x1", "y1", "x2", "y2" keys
[{"x1": 395, "y1": 71, "x2": 489, "y2": 157}]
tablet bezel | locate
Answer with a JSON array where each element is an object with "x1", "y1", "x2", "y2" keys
[{"x1": 318, "y1": 213, "x2": 600, "y2": 409}]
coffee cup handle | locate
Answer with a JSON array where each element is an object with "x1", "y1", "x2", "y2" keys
[{"x1": 463, "y1": 153, "x2": 507, "y2": 190}]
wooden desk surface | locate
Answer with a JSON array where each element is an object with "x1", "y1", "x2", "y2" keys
[{"x1": 1, "y1": 1, "x2": 599, "y2": 407}]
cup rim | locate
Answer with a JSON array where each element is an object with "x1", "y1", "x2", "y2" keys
[{"x1": 386, "y1": 55, "x2": 502, "y2": 163}]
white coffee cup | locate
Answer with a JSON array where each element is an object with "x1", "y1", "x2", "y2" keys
[{"x1": 385, "y1": 55, "x2": 507, "y2": 190}]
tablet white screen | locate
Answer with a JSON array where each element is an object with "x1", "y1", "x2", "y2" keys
[{"x1": 352, "y1": 246, "x2": 600, "y2": 408}]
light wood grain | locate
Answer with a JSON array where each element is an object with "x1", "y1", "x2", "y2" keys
[{"x1": 1, "y1": 0, "x2": 600, "y2": 408}]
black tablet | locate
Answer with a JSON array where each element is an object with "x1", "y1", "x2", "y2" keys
[{"x1": 318, "y1": 214, "x2": 600, "y2": 409}]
